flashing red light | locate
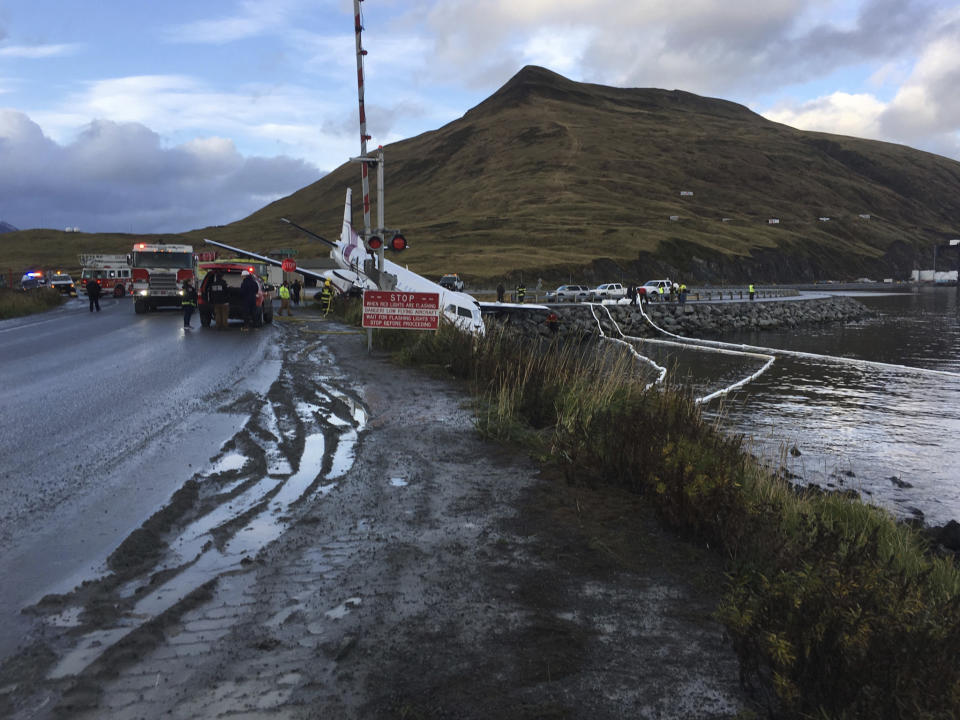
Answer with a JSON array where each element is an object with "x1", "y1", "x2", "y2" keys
[
  {"x1": 388, "y1": 233, "x2": 407, "y2": 252},
  {"x1": 138, "y1": 243, "x2": 146, "y2": 249},
  {"x1": 248, "y1": 266, "x2": 256, "y2": 273},
  {"x1": 366, "y1": 235, "x2": 383, "y2": 251}
]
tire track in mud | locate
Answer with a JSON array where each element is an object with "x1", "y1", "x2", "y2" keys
[{"x1": 0, "y1": 323, "x2": 368, "y2": 718}]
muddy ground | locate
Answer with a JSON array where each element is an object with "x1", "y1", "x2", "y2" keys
[{"x1": 0, "y1": 308, "x2": 766, "y2": 719}]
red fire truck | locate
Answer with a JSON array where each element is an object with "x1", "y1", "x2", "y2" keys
[
  {"x1": 129, "y1": 242, "x2": 197, "y2": 313},
  {"x1": 78, "y1": 254, "x2": 132, "y2": 297}
]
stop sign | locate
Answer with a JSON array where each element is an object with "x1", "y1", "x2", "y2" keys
[{"x1": 281, "y1": 258, "x2": 296, "y2": 272}]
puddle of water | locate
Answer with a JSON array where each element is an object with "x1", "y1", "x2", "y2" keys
[
  {"x1": 207, "y1": 453, "x2": 248, "y2": 475},
  {"x1": 324, "y1": 597, "x2": 362, "y2": 620},
  {"x1": 327, "y1": 429, "x2": 358, "y2": 480},
  {"x1": 389, "y1": 477, "x2": 408, "y2": 487},
  {"x1": 269, "y1": 433, "x2": 325, "y2": 512},
  {"x1": 46, "y1": 606, "x2": 84, "y2": 628},
  {"x1": 321, "y1": 386, "x2": 368, "y2": 428},
  {"x1": 48, "y1": 627, "x2": 133, "y2": 679},
  {"x1": 168, "y1": 475, "x2": 283, "y2": 566}
]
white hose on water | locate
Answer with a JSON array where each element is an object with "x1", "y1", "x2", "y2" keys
[
  {"x1": 592, "y1": 303, "x2": 775, "y2": 404},
  {"x1": 587, "y1": 303, "x2": 667, "y2": 391},
  {"x1": 634, "y1": 299, "x2": 960, "y2": 380}
]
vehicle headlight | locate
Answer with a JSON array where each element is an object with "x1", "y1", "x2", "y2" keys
[{"x1": 139, "y1": 290, "x2": 148, "y2": 296}]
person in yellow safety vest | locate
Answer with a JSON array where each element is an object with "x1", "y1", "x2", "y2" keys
[
  {"x1": 749, "y1": 283, "x2": 756, "y2": 300},
  {"x1": 320, "y1": 279, "x2": 334, "y2": 316},
  {"x1": 516, "y1": 283, "x2": 526, "y2": 303},
  {"x1": 278, "y1": 280, "x2": 292, "y2": 316},
  {"x1": 657, "y1": 285, "x2": 664, "y2": 302},
  {"x1": 679, "y1": 283, "x2": 688, "y2": 305}
]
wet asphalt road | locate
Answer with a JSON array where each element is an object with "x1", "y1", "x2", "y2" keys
[{"x1": 0, "y1": 296, "x2": 280, "y2": 661}]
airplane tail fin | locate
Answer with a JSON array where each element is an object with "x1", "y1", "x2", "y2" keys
[
  {"x1": 342, "y1": 188, "x2": 357, "y2": 246},
  {"x1": 339, "y1": 188, "x2": 365, "y2": 270}
]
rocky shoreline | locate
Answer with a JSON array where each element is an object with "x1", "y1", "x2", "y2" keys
[{"x1": 494, "y1": 294, "x2": 875, "y2": 341}]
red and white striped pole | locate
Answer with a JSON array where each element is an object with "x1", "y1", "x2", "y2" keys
[{"x1": 353, "y1": 0, "x2": 372, "y2": 238}]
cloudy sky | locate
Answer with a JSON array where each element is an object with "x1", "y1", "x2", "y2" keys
[{"x1": 1, "y1": 0, "x2": 958, "y2": 234}]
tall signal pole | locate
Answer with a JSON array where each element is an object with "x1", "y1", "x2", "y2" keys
[{"x1": 353, "y1": 1, "x2": 374, "y2": 244}]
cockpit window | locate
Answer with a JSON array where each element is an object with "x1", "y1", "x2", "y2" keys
[{"x1": 457, "y1": 306, "x2": 473, "y2": 318}]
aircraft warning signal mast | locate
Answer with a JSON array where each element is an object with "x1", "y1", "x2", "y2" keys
[{"x1": 352, "y1": 0, "x2": 406, "y2": 290}]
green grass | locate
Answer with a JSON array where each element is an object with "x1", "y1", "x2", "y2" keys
[
  {"x1": 351, "y1": 307, "x2": 960, "y2": 718},
  {"x1": 0, "y1": 288, "x2": 66, "y2": 319}
]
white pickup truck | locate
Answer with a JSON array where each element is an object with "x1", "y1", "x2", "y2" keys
[
  {"x1": 589, "y1": 283, "x2": 628, "y2": 302},
  {"x1": 638, "y1": 279, "x2": 672, "y2": 300}
]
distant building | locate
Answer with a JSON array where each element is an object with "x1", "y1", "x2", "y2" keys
[
  {"x1": 768, "y1": 218, "x2": 780, "y2": 224},
  {"x1": 819, "y1": 217, "x2": 830, "y2": 221},
  {"x1": 669, "y1": 215, "x2": 680, "y2": 221},
  {"x1": 679, "y1": 191, "x2": 694, "y2": 196},
  {"x1": 859, "y1": 214, "x2": 871, "y2": 219},
  {"x1": 721, "y1": 217, "x2": 732, "y2": 223}
]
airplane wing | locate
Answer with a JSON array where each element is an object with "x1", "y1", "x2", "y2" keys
[
  {"x1": 205, "y1": 236, "x2": 375, "y2": 297},
  {"x1": 203, "y1": 238, "x2": 336, "y2": 286},
  {"x1": 478, "y1": 302, "x2": 551, "y2": 314}
]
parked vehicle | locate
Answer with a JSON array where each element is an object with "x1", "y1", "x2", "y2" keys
[
  {"x1": 545, "y1": 284, "x2": 590, "y2": 303},
  {"x1": 588, "y1": 283, "x2": 627, "y2": 302},
  {"x1": 19, "y1": 271, "x2": 47, "y2": 291},
  {"x1": 130, "y1": 243, "x2": 197, "y2": 313},
  {"x1": 197, "y1": 262, "x2": 274, "y2": 327},
  {"x1": 48, "y1": 271, "x2": 77, "y2": 296},
  {"x1": 438, "y1": 273, "x2": 464, "y2": 291},
  {"x1": 79, "y1": 254, "x2": 132, "y2": 298},
  {"x1": 638, "y1": 279, "x2": 672, "y2": 300}
]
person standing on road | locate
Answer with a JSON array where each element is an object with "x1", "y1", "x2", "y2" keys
[
  {"x1": 657, "y1": 285, "x2": 664, "y2": 303},
  {"x1": 497, "y1": 282, "x2": 505, "y2": 303},
  {"x1": 240, "y1": 271, "x2": 259, "y2": 331},
  {"x1": 85, "y1": 278, "x2": 101, "y2": 312},
  {"x1": 207, "y1": 271, "x2": 230, "y2": 330},
  {"x1": 679, "y1": 283, "x2": 688, "y2": 305},
  {"x1": 516, "y1": 282, "x2": 526, "y2": 303},
  {"x1": 291, "y1": 279, "x2": 301, "y2": 306},
  {"x1": 278, "y1": 281, "x2": 292, "y2": 316},
  {"x1": 181, "y1": 278, "x2": 198, "y2": 329},
  {"x1": 749, "y1": 283, "x2": 756, "y2": 301}
]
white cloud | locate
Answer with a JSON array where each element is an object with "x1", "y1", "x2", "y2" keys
[
  {"x1": 163, "y1": 0, "x2": 322, "y2": 44},
  {"x1": 0, "y1": 110, "x2": 320, "y2": 233},
  {"x1": 0, "y1": 43, "x2": 81, "y2": 58},
  {"x1": 764, "y1": 92, "x2": 886, "y2": 139}
]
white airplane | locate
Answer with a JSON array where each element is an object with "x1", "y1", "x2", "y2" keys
[{"x1": 204, "y1": 189, "x2": 546, "y2": 335}]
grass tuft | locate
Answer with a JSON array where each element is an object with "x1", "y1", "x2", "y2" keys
[{"x1": 0, "y1": 288, "x2": 66, "y2": 319}]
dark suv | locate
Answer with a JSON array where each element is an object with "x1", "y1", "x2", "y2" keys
[{"x1": 197, "y1": 263, "x2": 274, "y2": 327}]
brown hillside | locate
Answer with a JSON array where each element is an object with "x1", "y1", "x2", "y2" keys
[{"x1": 5, "y1": 66, "x2": 960, "y2": 285}]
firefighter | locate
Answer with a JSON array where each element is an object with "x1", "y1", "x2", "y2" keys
[
  {"x1": 278, "y1": 280, "x2": 292, "y2": 316},
  {"x1": 181, "y1": 278, "x2": 198, "y2": 329},
  {"x1": 291, "y1": 279, "x2": 302, "y2": 306},
  {"x1": 207, "y1": 271, "x2": 229, "y2": 330},
  {"x1": 516, "y1": 282, "x2": 526, "y2": 303},
  {"x1": 320, "y1": 278, "x2": 335, "y2": 316}
]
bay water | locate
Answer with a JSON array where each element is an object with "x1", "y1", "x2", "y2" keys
[{"x1": 642, "y1": 287, "x2": 960, "y2": 526}]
